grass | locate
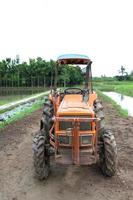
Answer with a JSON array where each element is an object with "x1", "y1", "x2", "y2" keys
[
  {"x1": 93, "y1": 81, "x2": 133, "y2": 97},
  {"x1": 0, "y1": 94, "x2": 39, "y2": 106},
  {"x1": 97, "y1": 90, "x2": 128, "y2": 117},
  {"x1": 0, "y1": 89, "x2": 58, "y2": 129},
  {"x1": 115, "y1": 85, "x2": 133, "y2": 97},
  {"x1": 0, "y1": 99, "x2": 44, "y2": 129},
  {"x1": 0, "y1": 83, "x2": 131, "y2": 129}
]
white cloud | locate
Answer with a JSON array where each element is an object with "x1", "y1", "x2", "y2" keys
[{"x1": 0, "y1": 0, "x2": 133, "y2": 76}]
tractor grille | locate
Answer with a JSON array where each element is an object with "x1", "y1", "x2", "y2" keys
[
  {"x1": 58, "y1": 135, "x2": 72, "y2": 145},
  {"x1": 59, "y1": 116, "x2": 91, "y2": 131},
  {"x1": 58, "y1": 135, "x2": 92, "y2": 145}
]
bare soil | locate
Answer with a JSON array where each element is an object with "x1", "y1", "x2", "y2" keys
[{"x1": 0, "y1": 101, "x2": 133, "y2": 200}]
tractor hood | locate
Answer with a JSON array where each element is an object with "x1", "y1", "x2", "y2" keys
[{"x1": 57, "y1": 94, "x2": 94, "y2": 116}]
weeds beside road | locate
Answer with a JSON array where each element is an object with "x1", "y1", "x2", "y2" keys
[
  {"x1": 0, "y1": 94, "x2": 34, "y2": 106},
  {"x1": 0, "y1": 99, "x2": 44, "y2": 129},
  {"x1": 0, "y1": 92, "x2": 50, "y2": 129},
  {"x1": 94, "y1": 81, "x2": 133, "y2": 97}
]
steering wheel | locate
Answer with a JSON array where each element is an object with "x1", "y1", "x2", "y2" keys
[{"x1": 64, "y1": 88, "x2": 83, "y2": 94}]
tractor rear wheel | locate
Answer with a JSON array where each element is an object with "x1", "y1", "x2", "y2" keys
[
  {"x1": 99, "y1": 130, "x2": 117, "y2": 176},
  {"x1": 33, "y1": 130, "x2": 50, "y2": 180},
  {"x1": 32, "y1": 98, "x2": 54, "y2": 180},
  {"x1": 94, "y1": 99, "x2": 117, "y2": 176}
]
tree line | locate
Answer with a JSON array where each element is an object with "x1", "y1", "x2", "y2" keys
[
  {"x1": 0, "y1": 57, "x2": 132, "y2": 88},
  {"x1": 115, "y1": 66, "x2": 133, "y2": 81},
  {"x1": 0, "y1": 57, "x2": 83, "y2": 87}
]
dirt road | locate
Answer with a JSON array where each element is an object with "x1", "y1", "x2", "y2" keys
[{"x1": 0, "y1": 101, "x2": 133, "y2": 200}]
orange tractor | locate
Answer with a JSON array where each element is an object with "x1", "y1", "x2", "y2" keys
[{"x1": 32, "y1": 54, "x2": 117, "y2": 180}]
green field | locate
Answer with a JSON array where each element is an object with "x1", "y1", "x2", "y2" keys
[
  {"x1": 0, "y1": 81, "x2": 132, "y2": 129},
  {"x1": 0, "y1": 93, "x2": 45, "y2": 106},
  {"x1": 93, "y1": 81, "x2": 133, "y2": 97},
  {"x1": 0, "y1": 94, "x2": 35, "y2": 106},
  {"x1": 0, "y1": 98, "x2": 44, "y2": 129}
]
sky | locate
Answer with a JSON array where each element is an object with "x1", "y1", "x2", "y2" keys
[{"x1": 0, "y1": 0, "x2": 133, "y2": 76}]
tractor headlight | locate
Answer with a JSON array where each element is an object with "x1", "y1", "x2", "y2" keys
[
  {"x1": 58, "y1": 135, "x2": 70, "y2": 144},
  {"x1": 81, "y1": 135, "x2": 92, "y2": 145},
  {"x1": 58, "y1": 128, "x2": 72, "y2": 145}
]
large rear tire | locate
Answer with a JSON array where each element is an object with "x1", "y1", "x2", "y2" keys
[
  {"x1": 33, "y1": 131, "x2": 50, "y2": 180},
  {"x1": 33, "y1": 98, "x2": 54, "y2": 180},
  {"x1": 99, "y1": 130, "x2": 117, "y2": 176},
  {"x1": 94, "y1": 99, "x2": 117, "y2": 176}
]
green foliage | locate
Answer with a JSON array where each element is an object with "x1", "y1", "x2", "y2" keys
[
  {"x1": 0, "y1": 57, "x2": 83, "y2": 87},
  {"x1": 115, "y1": 66, "x2": 131, "y2": 81},
  {"x1": 115, "y1": 85, "x2": 133, "y2": 97},
  {"x1": 94, "y1": 81, "x2": 133, "y2": 97},
  {"x1": 0, "y1": 99, "x2": 44, "y2": 129},
  {"x1": 0, "y1": 93, "x2": 39, "y2": 106},
  {"x1": 93, "y1": 76, "x2": 115, "y2": 82},
  {"x1": 59, "y1": 66, "x2": 70, "y2": 87}
]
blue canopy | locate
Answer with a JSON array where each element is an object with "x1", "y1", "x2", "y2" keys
[{"x1": 57, "y1": 54, "x2": 91, "y2": 65}]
